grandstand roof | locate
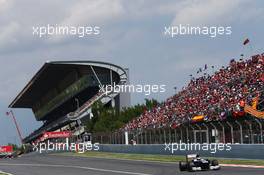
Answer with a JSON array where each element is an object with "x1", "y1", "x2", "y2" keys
[{"x1": 9, "y1": 61, "x2": 127, "y2": 108}]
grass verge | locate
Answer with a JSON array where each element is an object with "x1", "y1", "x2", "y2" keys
[{"x1": 58, "y1": 151, "x2": 264, "y2": 166}]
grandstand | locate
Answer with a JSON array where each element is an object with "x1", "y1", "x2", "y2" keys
[
  {"x1": 9, "y1": 61, "x2": 129, "y2": 144},
  {"x1": 93, "y1": 54, "x2": 264, "y2": 145},
  {"x1": 7, "y1": 55, "x2": 264, "y2": 145}
]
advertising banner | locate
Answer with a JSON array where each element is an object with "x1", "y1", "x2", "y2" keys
[
  {"x1": 42, "y1": 131, "x2": 72, "y2": 139},
  {"x1": 0, "y1": 145, "x2": 13, "y2": 153}
]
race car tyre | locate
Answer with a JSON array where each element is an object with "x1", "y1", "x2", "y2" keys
[
  {"x1": 179, "y1": 161, "x2": 187, "y2": 171},
  {"x1": 187, "y1": 162, "x2": 195, "y2": 172},
  {"x1": 211, "y1": 160, "x2": 219, "y2": 166}
]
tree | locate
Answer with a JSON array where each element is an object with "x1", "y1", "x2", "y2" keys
[{"x1": 85, "y1": 98, "x2": 160, "y2": 133}]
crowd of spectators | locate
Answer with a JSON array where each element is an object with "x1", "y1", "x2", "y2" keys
[{"x1": 123, "y1": 54, "x2": 264, "y2": 131}]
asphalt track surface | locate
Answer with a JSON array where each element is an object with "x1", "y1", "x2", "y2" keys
[{"x1": 0, "y1": 154, "x2": 263, "y2": 175}]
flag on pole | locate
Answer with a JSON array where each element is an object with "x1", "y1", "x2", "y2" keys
[
  {"x1": 204, "y1": 64, "x2": 207, "y2": 70},
  {"x1": 243, "y1": 38, "x2": 250, "y2": 45}
]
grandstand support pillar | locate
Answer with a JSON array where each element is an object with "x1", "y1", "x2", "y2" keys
[
  {"x1": 195, "y1": 124, "x2": 202, "y2": 143},
  {"x1": 174, "y1": 129, "x2": 177, "y2": 143},
  {"x1": 189, "y1": 125, "x2": 195, "y2": 143},
  {"x1": 130, "y1": 132, "x2": 132, "y2": 144},
  {"x1": 202, "y1": 123, "x2": 209, "y2": 143},
  {"x1": 122, "y1": 132, "x2": 125, "y2": 144},
  {"x1": 235, "y1": 121, "x2": 243, "y2": 144},
  {"x1": 226, "y1": 121, "x2": 234, "y2": 144},
  {"x1": 145, "y1": 130, "x2": 148, "y2": 144},
  {"x1": 141, "y1": 130, "x2": 143, "y2": 144},
  {"x1": 218, "y1": 122, "x2": 225, "y2": 144},
  {"x1": 169, "y1": 129, "x2": 172, "y2": 143},
  {"x1": 118, "y1": 132, "x2": 120, "y2": 144},
  {"x1": 254, "y1": 118, "x2": 263, "y2": 143},
  {"x1": 100, "y1": 135, "x2": 103, "y2": 144},
  {"x1": 156, "y1": 129, "x2": 159, "y2": 144},
  {"x1": 149, "y1": 129, "x2": 152, "y2": 144},
  {"x1": 152, "y1": 129, "x2": 156, "y2": 143},
  {"x1": 163, "y1": 129, "x2": 167, "y2": 143},
  {"x1": 159, "y1": 129, "x2": 162, "y2": 143},
  {"x1": 245, "y1": 120, "x2": 253, "y2": 144},
  {"x1": 118, "y1": 132, "x2": 121, "y2": 144},
  {"x1": 210, "y1": 123, "x2": 218, "y2": 143},
  {"x1": 180, "y1": 128, "x2": 183, "y2": 143},
  {"x1": 185, "y1": 127, "x2": 189, "y2": 143},
  {"x1": 136, "y1": 130, "x2": 139, "y2": 144}
]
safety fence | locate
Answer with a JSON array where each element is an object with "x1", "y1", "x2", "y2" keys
[{"x1": 93, "y1": 118, "x2": 264, "y2": 144}]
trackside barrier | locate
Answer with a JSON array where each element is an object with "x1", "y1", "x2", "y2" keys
[
  {"x1": 98, "y1": 144, "x2": 264, "y2": 160},
  {"x1": 29, "y1": 143, "x2": 264, "y2": 160}
]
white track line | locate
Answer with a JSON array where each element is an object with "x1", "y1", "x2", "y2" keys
[
  {"x1": 0, "y1": 170, "x2": 13, "y2": 175},
  {"x1": 0, "y1": 163, "x2": 152, "y2": 175}
]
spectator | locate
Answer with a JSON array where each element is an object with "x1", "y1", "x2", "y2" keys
[{"x1": 122, "y1": 54, "x2": 264, "y2": 131}]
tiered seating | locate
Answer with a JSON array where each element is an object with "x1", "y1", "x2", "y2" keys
[{"x1": 123, "y1": 54, "x2": 264, "y2": 131}]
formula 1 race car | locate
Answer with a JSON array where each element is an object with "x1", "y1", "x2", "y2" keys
[{"x1": 179, "y1": 154, "x2": 220, "y2": 172}]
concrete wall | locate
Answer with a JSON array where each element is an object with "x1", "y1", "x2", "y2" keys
[{"x1": 98, "y1": 144, "x2": 264, "y2": 159}]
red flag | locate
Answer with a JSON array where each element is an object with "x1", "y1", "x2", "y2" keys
[
  {"x1": 6, "y1": 111, "x2": 10, "y2": 116},
  {"x1": 243, "y1": 38, "x2": 250, "y2": 45}
]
